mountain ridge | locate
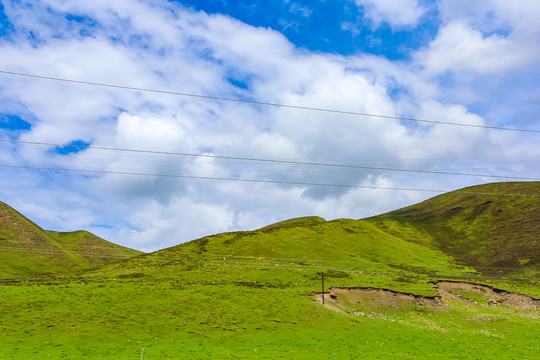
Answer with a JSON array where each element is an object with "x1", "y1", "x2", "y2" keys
[
  {"x1": 1, "y1": 182, "x2": 538, "y2": 279},
  {"x1": 141, "y1": 182, "x2": 538, "y2": 278},
  {"x1": 0, "y1": 201, "x2": 143, "y2": 278}
]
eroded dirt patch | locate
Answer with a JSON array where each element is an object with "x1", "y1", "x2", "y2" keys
[
  {"x1": 436, "y1": 281, "x2": 540, "y2": 310},
  {"x1": 328, "y1": 286, "x2": 442, "y2": 313},
  {"x1": 321, "y1": 281, "x2": 540, "y2": 316}
]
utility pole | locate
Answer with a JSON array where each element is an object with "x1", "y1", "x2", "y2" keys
[{"x1": 322, "y1": 272, "x2": 325, "y2": 305}]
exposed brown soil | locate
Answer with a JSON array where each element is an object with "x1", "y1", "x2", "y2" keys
[
  {"x1": 320, "y1": 281, "x2": 540, "y2": 316},
  {"x1": 328, "y1": 286, "x2": 442, "y2": 311},
  {"x1": 435, "y1": 281, "x2": 540, "y2": 310}
]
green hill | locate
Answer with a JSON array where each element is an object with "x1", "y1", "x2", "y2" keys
[
  {"x1": 1, "y1": 182, "x2": 539, "y2": 359},
  {"x1": 116, "y1": 182, "x2": 538, "y2": 281},
  {"x1": 367, "y1": 181, "x2": 540, "y2": 271},
  {"x1": 258, "y1": 216, "x2": 327, "y2": 230},
  {"x1": 81, "y1": 183, "x2": 538, "y2": 297},
  {"x1": 0, "y1": 201, "x2": 143, "y2": 278}
]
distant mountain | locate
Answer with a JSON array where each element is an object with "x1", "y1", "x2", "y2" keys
[{"x1": 0, "y1": 201, "x2": 143, "y2": 278}]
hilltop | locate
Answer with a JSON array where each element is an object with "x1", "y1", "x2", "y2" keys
[
  {"x1": 0, "y1": 201, "x2": 143, "y2": 278},
  {"x1": 125, "y1": 182, "x2": 539, "y2": 280}
]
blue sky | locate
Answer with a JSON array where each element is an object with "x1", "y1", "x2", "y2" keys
[
  {"x1": 0, "y1": 0, "x2": 539, "y2": 251},
  {"x1": 181, "y1": 0, "x2": 438, "y2": 58}
]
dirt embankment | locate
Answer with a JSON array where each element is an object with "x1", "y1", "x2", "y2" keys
[
  {"x1": 328, "y1": 286, "x2": 442, "y2": 311},
  {"x1": 435, "y1": 281, "x2": 540, "y2": 310},
  {"x1": 321, "y1": 281, "x2": 540, "y2": 315}
]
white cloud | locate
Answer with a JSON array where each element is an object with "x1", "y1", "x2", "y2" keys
[
  {"x1": 411, "y1": 0, "x2": 540, "y2": 135},
  {"x1": 415, "y1": 0, "x2": 540, "y2": 77},
  {"x1": 113, "y1": 113, "x2": 189, "y2": 151},
  {"x1": 417, "y1": 22, "x2": 537, "y2": 76},
  {"x1": 0, "y1": 0, "x2": 537, "y2": 252},
  {"x1": 288, "y1": 2, "x2": 312, "y2": 18},
  {"x1": 437, "y1": 0, "x2": 540, "y2": 36},
  {"x1": 125, "y1": 197, "x2": 235, "y2": 251},
  {"x1": 354, "y1": 0, "x2": 427, "y2": 28},
  {"x1": 412, "y1": 101, "x2": 486, "y2": 156}
]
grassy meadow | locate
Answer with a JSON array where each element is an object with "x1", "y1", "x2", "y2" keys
[
  {"x1": 1, "y1": 263, "x2": 538, "y2": 359},
  {"x1": 0, "y1": 182, "x2": 539, "y2": 358}
]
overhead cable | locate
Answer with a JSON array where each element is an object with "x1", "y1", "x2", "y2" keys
[
  {"x1": 0, "y1": 163, "x2": 539, "y2": 197},
  {"x1": 1, "y1": 139, "x2": 539, "y2": 181},
  {"x1": 0, "y1": 70, "x2": 538, "y2": 133},
  {"x1": 2, "y1": 241, "x2": 540, "y2": 271}
]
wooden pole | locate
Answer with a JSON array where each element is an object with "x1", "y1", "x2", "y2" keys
[{"x1": 322, "y1": 272, "x2": 325, "y2": 305}]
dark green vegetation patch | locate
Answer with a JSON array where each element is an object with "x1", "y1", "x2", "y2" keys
[{"x1": 370, "y1": 182, "x2": 540, "y2": 271}]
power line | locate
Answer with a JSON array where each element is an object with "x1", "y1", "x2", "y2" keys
[
  {"x1": 0, "y1": 247, "x2": 140, "y2": 261},
  {"x1": 1, "y1": 254, "x2": 537, "y2": 284},
  {"x1": 6, "y1": 141, "x2": 540, "y2": 165},
  {"x1": 0, "y1": 70, "x2": 539, "y2": 133},
  {"x1": 2, "y1": 139, "x2": 539, "y2": 181},
  {"x1": 1, "y1": 269, "x2": 538, "y2": 286},
  {"x1": 2, "y1": 241, "x2": 540, "y2": 271},
  {"x1": 2, "y1": 243, "x2": 540, "y2": 283},
  {"x1": 0, "y1": 246, "x2": 445, "y2": 275},
  {"x1": 5, "y1": 141, "x2": 540, "y2": 170},
  {"x1": 0, "y1": 239, "x2": 142, "y2": 252},
  {"x1": 1, "y1": 163, "x2": 539, "y2": 197}
]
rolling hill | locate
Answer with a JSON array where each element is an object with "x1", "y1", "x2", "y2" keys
[
  {"x1": 0, "y1": 182, "x2": 538, "y2": 358},
  {"x1": 0, "y1": 201, "x2": 143, "y2": 278},
  {"x1": 118, "y1": 182, "x2": 539, "y2": 281},
  {"x1": 367, "y1": 181, "x2": 540, "y2": 271}
]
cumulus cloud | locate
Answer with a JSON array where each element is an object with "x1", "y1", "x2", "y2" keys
[
  {"x1": 412, "y1": 0, "x2": 540, "y2": 132},
  {"x1": 0, "y1": 0, "x2": 537, "y2": 251},
  {"x1": 412, "y1": 101, "x2": 486, "y2": 155},
  {"x1": 417, "y1": 22, "x2": 537, "y2": 76},
  {"x1": 416, "y1": 0, "x2": 540, "y2": 76},
  {"x1": 125, "y1": 197, "x2": 235, "y2": 252},
  {"x1": 437, "y1": 0, "x2": 540, "y2": 36},
  {"x1": 354, "y1": 0, "x2": 427, "y2": 28}
]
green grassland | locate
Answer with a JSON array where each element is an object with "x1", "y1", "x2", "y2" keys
[
  {"x1": 2, "y1": 280, "x2": 538, "y2": 359},
  {"x1": 0, "y1": 182, "x2": 539, "y2": 358}
]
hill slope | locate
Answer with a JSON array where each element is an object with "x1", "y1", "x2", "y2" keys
[
  {"x1": 114, "y1": 182, "x2": 538, "y2": 281},
  {"x1": 0, "y1": 201, "x2": 143, "y2": 278},
  {"x1": 367, "y1": 182, "x2": 540, "y2": 271}
]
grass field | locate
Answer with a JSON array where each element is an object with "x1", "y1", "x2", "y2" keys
[
  {"x1": 0, "y1": 182, "x2": 539, "y2": 358},
  {"x1": 1, "y1": 271, "x2": 538, "y2": 359}
]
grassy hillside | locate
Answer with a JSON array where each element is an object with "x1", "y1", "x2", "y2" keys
[
  {"x1": 48, "y1": 230, "x2": 144, "y2": 266},
  {"x1": 0, "y1": 201, "x2": 142, "y2": 278},
  {"x1": 258, "y1": 216, "x2": 327, "y2": 230},
  {"x1": 368, "y1": 182, "x2": 540, "y2": 271},
  {"x1": 0, "y1": 182, "x2": 538, "y2": 358}
]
